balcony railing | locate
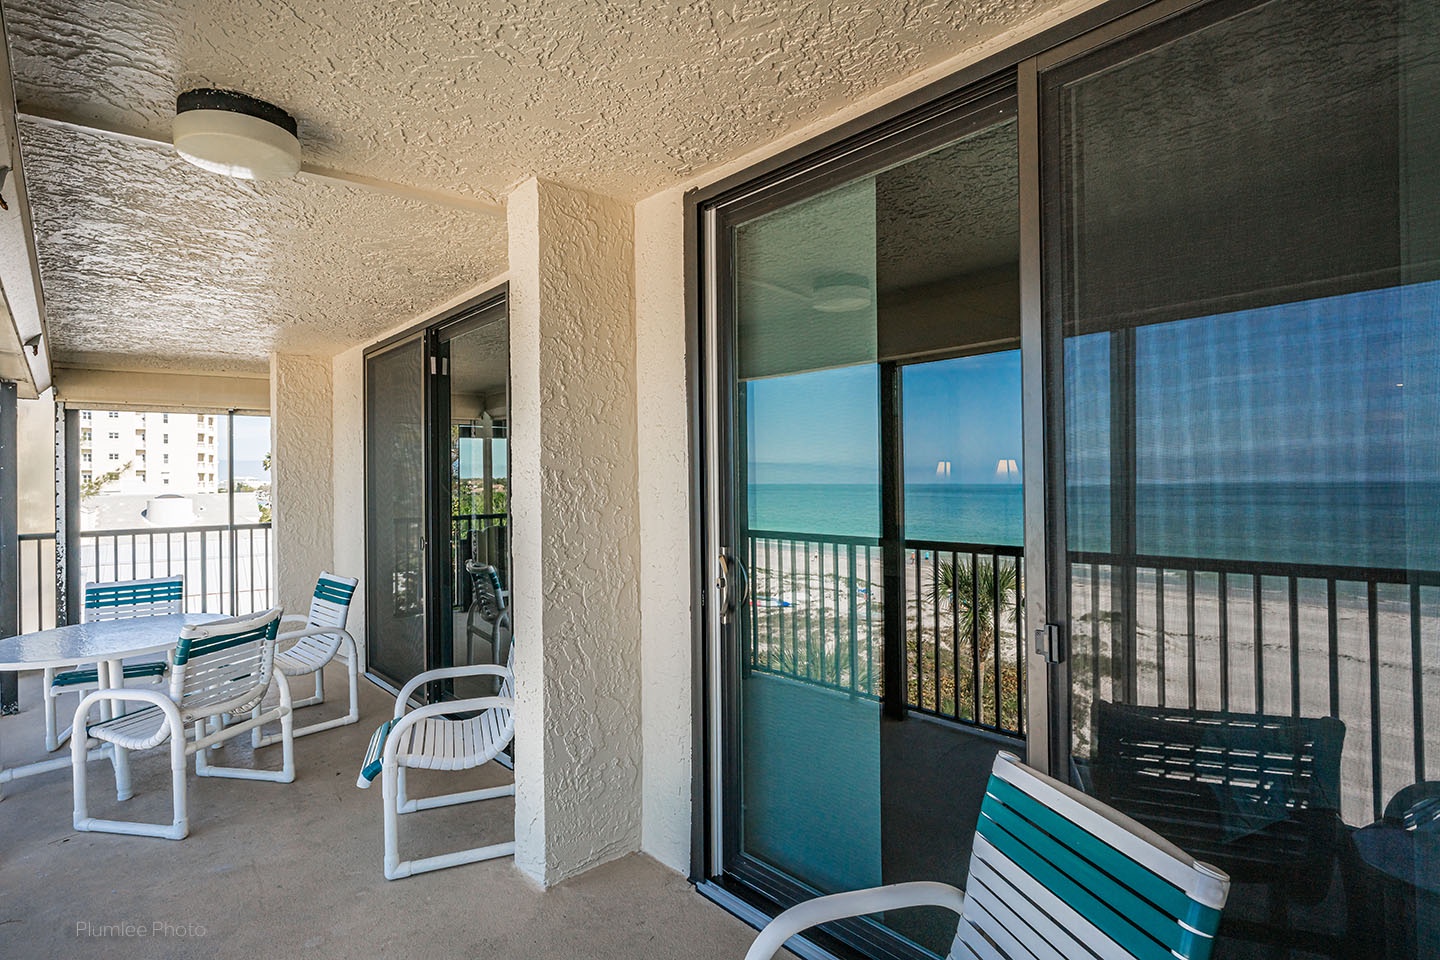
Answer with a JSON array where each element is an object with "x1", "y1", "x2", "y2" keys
[
  {"x1": 17, "y1": 523, "x2": 273, "y2": 633},
  {"x1": 743, "y1": 530, "x2": 1026, "y2": 739},
  {"x1": 1071, "y1": 549, "x2": 1440, "y2": 824}
]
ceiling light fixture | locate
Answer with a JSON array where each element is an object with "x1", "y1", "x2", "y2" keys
[
  {"x1": 173, "y1": 88, "x2": 301, "y2": 180},
  {"x1": 812, "y1": 272, "x2": 872, "y2": 313}
]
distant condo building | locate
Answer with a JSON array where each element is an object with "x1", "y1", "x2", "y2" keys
[{"x1": 78, "y1": 410, "x2": 219, "y2": 495}]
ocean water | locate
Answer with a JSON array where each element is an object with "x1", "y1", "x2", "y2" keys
[
  {"x1": 748, "y1": 481, "x2": 1440, "y2": 570},
  {"x1": 748, "y1": 483, "x2": 1018, "y2": 543}
]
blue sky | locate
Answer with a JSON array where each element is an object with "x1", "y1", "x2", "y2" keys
[
  {"x1": 226, "y1": 414, "x2": 271, "y2": 474},
  {"x1": 745, "y1": 352, "x2": 1023, "y2": 486},
  {"x1": 746, "y1": 281, "x2": 1440, "y2": 489}
]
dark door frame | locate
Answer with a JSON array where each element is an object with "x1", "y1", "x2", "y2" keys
[{"x1": 361, "y1": 285, "x2": 509, "y2": 703}]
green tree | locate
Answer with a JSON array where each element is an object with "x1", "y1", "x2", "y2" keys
[
  {"x1": 927, "y1": 555, "x2": 1019, "y2": 664},
  {"x1": 80, "y1": 460, "x2": 133, "y2": 500}
]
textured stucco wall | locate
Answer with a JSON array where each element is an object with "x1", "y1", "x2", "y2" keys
[
  {"x1": 509, "y1": 178, "x2": 643, "y2": 885},
  {"x1": 634, "y1": 189, "x2": 693, "y2": 874},
  {"x1": 331, "y1": 345, "x2": 366, "y2": 669},
  {"x1": 270, "y1": 354, "x2": 335, "y2": 615}
]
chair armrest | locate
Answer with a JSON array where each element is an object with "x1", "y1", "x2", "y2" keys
[
  {"x1": 72, "y1": 687, "x2": 182, "y2": 728},
  {"x1": 743, "y1": 882, "x2": 966, "y2": 960},
  {"x1": 383, "y1": 696, "x2": 516, "y2": 759},
  {"x1": 277, "y1": 625, "x2": 352, "y2": 643},
  {"x1": 394, "y1": 664, "x2": 513, "y2": 716}
]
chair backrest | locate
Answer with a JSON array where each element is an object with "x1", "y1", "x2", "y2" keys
[
  {"x1": 170, "y1": 607, "x2": 283, "y2": 716},
  {"x1": 468, "y1": 562, "x2": 506, "y2": 625},
  {"x1": 1090, "y1": 702, "x2": 1345, "y2": 869},
  {"x1": 953, "y1": 752, "x2": 1230, "y2": 960},
  {"x1": 306, "y1": 572, "x2": 357, "y2": 630},
  {"x1": 82, "y1": 576, "x2": 184, "y2": 622}
]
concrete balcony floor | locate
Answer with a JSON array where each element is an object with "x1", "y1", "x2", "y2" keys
[{"x1": 0, "y1": 665, "x2": 759, "y2": 960}]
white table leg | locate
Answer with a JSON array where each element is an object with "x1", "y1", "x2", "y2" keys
[{"x1": 100, "y1": 660, "x2": 134, "y2": 800}]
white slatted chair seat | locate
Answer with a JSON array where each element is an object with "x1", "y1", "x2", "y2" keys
[
  {"x1": 43, "y1": 576, "x2": 184, "y2": 752},
  {"x1": 274, "y1": 632, "x2": 345, "y2": 674},
  {"x1": 252, "y1": 572, "x2": 360, "y2": 748},
  {"x1": 745, "y1": 752, "x2": 1233, "y2": 960},
  {"x1": 390, "y1": 708, "x2": 513, "y2": 772},
  {"x1": 357, "y1": 644, "x2": 516, "y2": 880},
  {"x1": 85, "y1": 705, "x2": 176, "y2": 751},
  {"x1": 70, "y1": 608, "x2": 296, "y2": 841}
]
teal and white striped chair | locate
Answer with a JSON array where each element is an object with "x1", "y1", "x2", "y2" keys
[
  {"x1": 252, "y1": 571, "x2": 359, "y2": 748},
  {"x1": 745, "y1": 752, "x2": 1231, "y2": 960},
  {"x1": 43, "y1": 576, "x2": 184, "y2": 751},
  {"x1": 356, "y1": 641, "x2": 516, "y2": 880},
  {"x1": 70, "y1": 607, "x2": 294, "y2": 840}
]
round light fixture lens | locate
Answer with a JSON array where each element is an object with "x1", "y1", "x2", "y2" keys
[
  {"x1": 813, "y1": 273, "x2": 873, "y2": 313},
  {"x1": 173, "y1": 89, "x2": 301, "y2": 181}
]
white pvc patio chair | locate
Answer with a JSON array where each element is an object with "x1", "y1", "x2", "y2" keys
[
  {"x1": 70, "y1": 607, "x2": 294, "y2": 840},
  {"x1": 745, "y1": 752, "x2": 1232, "y2": 960},
  {"x1": 43, "y1": 576, "x2": 184, "y2": 751},
  {"x1": 251, "y1": 571, "x2": 359, "y2": 748},
  {"x1": 356, "y1": 642, "x2": 516, "y2": 880}
]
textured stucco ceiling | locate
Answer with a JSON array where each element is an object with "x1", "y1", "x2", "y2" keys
[
  {"x1": 5, "y1": 0, "x2": 1055, "y2": 201},
  {"x1": 2, "y1": 0, "x2": 1062, "y2": 374},
  {"x1": 23, "y1": 119, "x2": 505, "y2": 374}
]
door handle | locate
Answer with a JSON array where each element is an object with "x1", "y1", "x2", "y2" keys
[{"x1": 717, "y1": 551, "x2": 751, "y2": 624}]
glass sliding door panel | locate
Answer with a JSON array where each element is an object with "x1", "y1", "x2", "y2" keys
[
  {"x1": 441, "y1": 312, "x2": 510, "y2": 702},
  {"x1": 724, "y1": 105, "x2": 1022, "y2": 958},
  {"x1": 1047, "y1": 1, "x2": 1440, "y2": 955},
  {"x1": 365, "y1": 338, "x2": 427, "y2": 688}
]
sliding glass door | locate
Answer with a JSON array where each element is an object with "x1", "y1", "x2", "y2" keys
[
  {"x1": 363, "y1": 291, "x2": 511, "y2": 699},
  {"x1": 707, "y1": 88, "x2": 1027, "y2": 958},
  {"x1": 1042, "y1": 0, "x2": 1440, "y2": 955}
]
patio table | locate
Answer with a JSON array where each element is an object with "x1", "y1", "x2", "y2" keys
[{"x1": 0, "y1": 612, "x2": 224, "y2": 800}]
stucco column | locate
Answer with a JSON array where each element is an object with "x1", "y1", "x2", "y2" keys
[
  {"x1": 508, "y1": 177, "x2": 643, "y2": 885},
  {"x1": 634, "y1": 188, "x2": 693, "y2": 874},
  {"x1": 268, "y1": 354, "x2": 335, "y2": 615}
]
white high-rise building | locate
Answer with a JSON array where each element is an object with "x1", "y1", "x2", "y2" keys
[{"x1": 78, "y1": 410, "x2": 219, "y2": 495}]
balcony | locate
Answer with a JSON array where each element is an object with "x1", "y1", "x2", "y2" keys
[{"x1": 0, "y1": 666, "x2": 758, "y2": 960}]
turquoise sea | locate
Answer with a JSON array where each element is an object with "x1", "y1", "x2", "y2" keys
[{"x1": 749, "y1": 481, "x2": 1440, "y2": 570}]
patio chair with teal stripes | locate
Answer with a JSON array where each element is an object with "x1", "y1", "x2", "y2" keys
[
  {"x1": 744, "y1": 751, "x2": 1232, "y2": 960},
  {"x1": 43, "y1": 576, "x2": 184, "y2": 751},
  {"x1": 356, "y1": 641, "x2": 516, "y2": 880},
  {"x1": 250, "y1": 571, "x2": 359, "y2": 748},
  {"x1": 70, "y1": 607, "x2": 294, "y2": 840}
]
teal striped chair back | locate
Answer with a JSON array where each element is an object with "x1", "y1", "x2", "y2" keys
[
  {"x1": 170, "y1": 608, "x2": 283, "y2": 715},
  {"x1": 955, "y1": 752, "x2": 1230, "y2": 960},
  {"x1": 307, "y1": 572, "x2": 358, "y2": 630},
  {"x1": 83, "y1": 576, "x2": 184, "y2": 622}
]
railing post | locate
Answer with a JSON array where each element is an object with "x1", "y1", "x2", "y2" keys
[
  {"x1": 199, "y1": 529, "x2": 209, "y2": 612},
  {"x1": 847, "y1": 544, "x2": 858, "y2": 697},
  {"x1": 879, "y1": 361, "x2": 906, "y2": 720},
  {"x1": 0, "y1": 380, "x2": 17, "y2": 714}
]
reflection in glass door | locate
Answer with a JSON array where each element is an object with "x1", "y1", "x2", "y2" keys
[
  {"x1": 1045, "y1": 1, "x2": 1440, "y2": 956},
  {"x1": 711, "y1": 92, "x2": 1025, "y2": 957},
  {"x1": 433, "y1": 304, "x2": 511, "y2": 703}
]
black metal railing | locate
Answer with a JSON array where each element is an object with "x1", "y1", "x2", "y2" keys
[
  {"x1": 1070, "y1": 550, "x2": 1440, "y2": 824},
  {"x1": 907, "y1": 540, "x2": 1025, "y2": 736},
  {"x1": 745, "y1": 531, "x2": 883, "y2": 699},
  {"x1": 16, "y1": 523, "x2": 274, "y2": 633},
  {"x1": 743, "y1": 530, "x2": 1026, "y2": 739}
]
